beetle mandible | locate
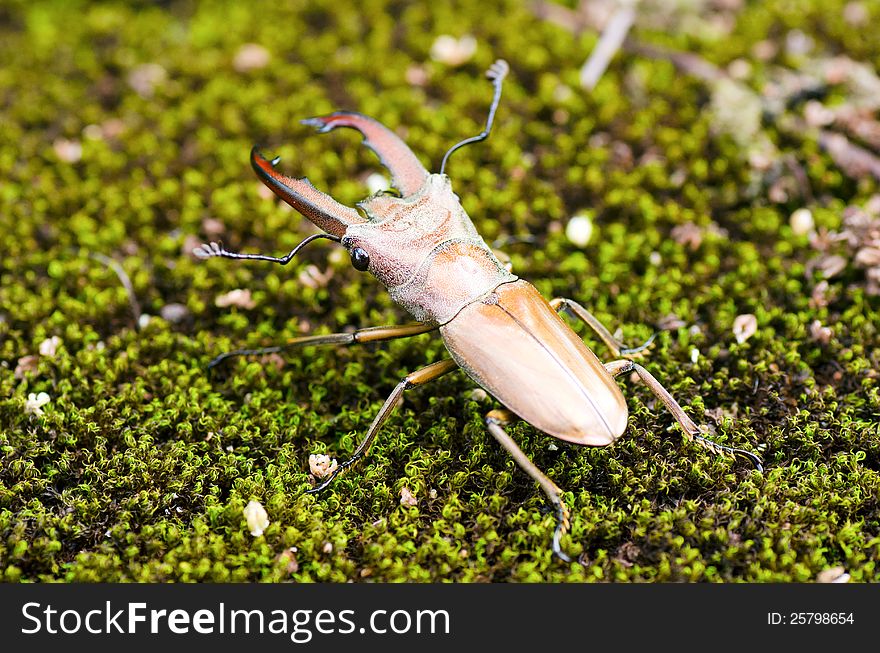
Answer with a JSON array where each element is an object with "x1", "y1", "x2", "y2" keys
[{"x1": 195, "y1": 59, "x2": 762, "y2": 561}]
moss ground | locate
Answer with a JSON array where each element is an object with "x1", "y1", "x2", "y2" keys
[{"x1": 1, "y1": 0, "x2": 879, "y2": 582}]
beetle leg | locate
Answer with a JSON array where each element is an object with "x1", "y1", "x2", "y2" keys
[
  {"x1": 307, "y1": 359, "x2": 459, "y2": 494},
  {"x1": 605, "y1": 360, "x2": 764, "y2": 471},
  {"x1": 551, "y1": 297, "x2": 656, "y2": 358},
  {"x1": 208, "y1": 322, "x2": 437, "y2": 370},
  {"x1": 485, "y1": 409, "x2": 574, "y2": 563},
  {"x1": 301, "y1": 111, "x2": 429, "y2": 196}
]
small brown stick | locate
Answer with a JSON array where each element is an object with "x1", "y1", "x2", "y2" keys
[
  {"x1": 529, "y1": 0, "x2": 598, "y2": 35},
  {"x1": 579, "y1": 1, "x2": 638, "y2": 90},
  {"x1": 616, "y1": 40, "x2": 880, "y2": 184},
  {"x1": 816, "y1": 128, "x2": 880, "y2": 182},
  {"x1": 783, "y1": 154, "x2": 815, "y2": 204},
  {"x1": 88, "y1": 252, "x2": 142, "y2": 327},
  {"x1": 623, "y1": 40, "x2": 726, "y2": 83},
  {"x1": 825, "y1": 106, "x2": 880, "y2": 150}
]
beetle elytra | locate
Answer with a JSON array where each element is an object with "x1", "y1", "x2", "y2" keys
[{"x1": 196, "y1": 59, "x2": 762, "y2": 561}]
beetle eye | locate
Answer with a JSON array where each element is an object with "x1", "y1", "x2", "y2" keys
[{"x1": 350, "y1": 247, "x2": 370, "y2": 272}]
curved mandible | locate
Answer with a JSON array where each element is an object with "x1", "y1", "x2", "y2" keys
[
  {"x1": 301, "y1": 111, "x2": 430, "y2": 197},
  {"x1": 251, "y1": 147, "x2": 366, "y2": 238}
]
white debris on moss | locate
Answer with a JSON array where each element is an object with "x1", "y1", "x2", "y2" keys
[
  {"x1": 215, "y1": 288, "x2": 256, "y2": 309},
  {"x1": 233, "y1": 43, "x2": 271, "y2": 72},
  {"x1": 127, "y1": 63, "x2": 167, "y2": 98},
  {"x1": 244, "y1": 500, "x2": 270, "y2": 537},
  {"x1": 430, "y1": 34, "x2": 476, "y2": 66},
  {"x1": 309, "y1": 454, "x2": 338, "y2": 479},
  {"x1": 816, "y1": 566, "x2": 850, "y2": 583},
  {"x1": 14, "y1": 355, "x2": 38, "y2": 380},
  {"x1": 565, "y1": 213, "x2": 594, "y2": 247},
  {"x1": 732, "y1": 313, "x2": 758, "y2": 344},
  {"x1": 809, "y1": 320, "x2": 833, "y2": 343},
  {"x1": 400, "y1": 487, "x2": 418, "y2": 507},
  {"x1": 39, "y1": 336, "x2": 62, "y2": 357},
  {"x1": 298, "y1": 265, "x2": 334, "y2": 290},
  {"x1": 25, "y1": 392, "x2": 51, "y2": 417},
  {"x1": 790, "y1": 208, "x2": 815, "y2": 236},
  {"x1": 53, "y1": 138, "x2": 82, "y2": 163}
]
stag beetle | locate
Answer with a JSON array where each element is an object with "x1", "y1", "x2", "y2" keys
[{"x1": 195, "y1": 59, "x2": 762, "y2": 561}]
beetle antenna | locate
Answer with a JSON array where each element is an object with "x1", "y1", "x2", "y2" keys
[
  {"x1": 439, "y1": 59, "x2": 509, "y2": 176},
  {"x1": 86, "y1": 251, "x2": 142, "y2": 328},
  {"x1": 193, "y1": 232, "x2": 341, "y2": 266}
]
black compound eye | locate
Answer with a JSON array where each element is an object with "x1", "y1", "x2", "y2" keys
[{"x1": 350, "y1": 247, "x2": 370, "y2": 272}]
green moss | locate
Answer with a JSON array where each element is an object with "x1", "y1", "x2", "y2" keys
[{"x1": 1, "y1": 0, "x2": 879, "y2": 582}]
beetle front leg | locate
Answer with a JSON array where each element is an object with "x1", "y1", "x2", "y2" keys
[
  {"x1": 551, "y1": 297, "x2": 656, "y2": 358},
  {"x1": 605, "y1": 360, "x2": 763, "y2": 471},
  {"x1": 485, "y1": 409, "x2": 573, "y2": 563},
  {"x1": 307, "y1": 359, "x2": 459, "y2": 494},
  {"x1": 207, "y1": 322, "x2": 437, "y2": 370}
]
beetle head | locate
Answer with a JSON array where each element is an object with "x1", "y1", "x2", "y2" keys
[
  {"x1": 250, "y1": 111, "x2": 509, "y2": 324},
  {"x1": 338, "y1": 174, "x2": 479, "y2": 286}
]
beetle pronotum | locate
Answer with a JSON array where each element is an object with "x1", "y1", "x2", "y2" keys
[{"x1": 196, "y1": 59, "x2": 762, "y2": 561}]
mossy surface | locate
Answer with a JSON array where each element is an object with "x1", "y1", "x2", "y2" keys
[{"x1": 1, "y1": 0, "x2": 878, "y2": 582}]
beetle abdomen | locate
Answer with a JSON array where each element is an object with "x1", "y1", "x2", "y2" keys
[{"x1": 440, "y1": 280, "x2": 627, "y2": 445}]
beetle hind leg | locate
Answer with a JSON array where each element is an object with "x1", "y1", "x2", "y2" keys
[
  {"x1": 207, "y1": 322, "x2": 436, "y2": 371},
  {"x1": 551, "y1": 298, "x2": 656, "y2": 358},
  {"x1": 485, "y1": 409, "x2": 574, "y2": 563},
  {"x1": 605, "y1": 360, "x2": 763, "y2": 471}
]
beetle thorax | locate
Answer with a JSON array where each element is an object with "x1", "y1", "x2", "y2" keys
[{"x1": 343, "y1": 174, "x2": 516, "y2": 325}]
